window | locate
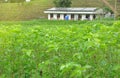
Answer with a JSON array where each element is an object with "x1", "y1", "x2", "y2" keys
[
  {"x1": 71, "y1": 14, "x2": 74, "y2": 20},
  {"x1": 50, "y1": 14, "x2": 53, "y2": 18},
  {"x1": 78, "y1": 14, "x2": 81, "y2": 20},
  {"x1": 93, "y1": 14, "x2": 96, "y2": 19},
  {"x1": 64, "y1": 14, "x2": 67, "y2": 18},
  {"x1": 57, "y1": 14, "x2": 60, "y2": 19},
  {"x1": 86, "y1": 14, "x2": 90, "y2": 20},
  {"x1": 50, "y1": 14, "x2": 53, "y2": 19}
]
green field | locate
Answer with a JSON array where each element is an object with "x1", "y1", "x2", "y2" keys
[{"x1": 0, "y1": 20, "x2": 120, "y2": 78}]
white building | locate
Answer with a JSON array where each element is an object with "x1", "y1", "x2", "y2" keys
[{"x1": 44, "y1": 7, "x2": 104, "y2": 21}]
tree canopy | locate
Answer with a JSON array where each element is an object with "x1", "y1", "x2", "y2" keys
[{"x1": 53, "y1": 0, "x2": 72, "y2": 7}]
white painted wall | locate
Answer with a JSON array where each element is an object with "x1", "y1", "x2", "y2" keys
[
  {"x1": 81, "y1": 15, "x2": 86, "y2": 20},
  {"x1": 48, "y1": 14, "x2": 51, "y2": 20},
  {"x1": 74, "y1": 14, "x2": 78, "y2": 20},
  {"x1": 47, "y1": 13, "x2": 96, "y2": 20},
  {"x1": 105, "y1": 12, "x2": 112, "y2": 18},
  {"x1": 53, "y1": 14, "x2": 57, "y2": 20},
  {"x1": 60, "y1": 14, "x2": 64, "y2": 20},
  {"x1": 90, "y1": 15, "x2": 93, "y2": 20}
]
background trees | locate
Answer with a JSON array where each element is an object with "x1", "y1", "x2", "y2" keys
[{"x1": 53, "y1": 0, "x2": 72, "y2": 7}]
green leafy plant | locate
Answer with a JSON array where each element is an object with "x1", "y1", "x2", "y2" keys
[{"x1": 0, "y1": 20, "x2": 120, "y2": 78}]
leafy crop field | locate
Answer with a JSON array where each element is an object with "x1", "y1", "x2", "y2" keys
[{"x1": 0, "y1": 20, "x2": 120, "y2": 78}]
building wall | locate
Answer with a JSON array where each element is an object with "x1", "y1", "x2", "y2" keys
[{"x1": 47, "y1": 13, "x2": 98, "y2": 21}]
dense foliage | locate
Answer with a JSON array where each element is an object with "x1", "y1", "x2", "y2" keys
[
  {"x1": 53, "y1": 0, "x2": 72, "y2": 7},
  {"x1": 0, "y1": 20, "x2": 120, "y2": 78}
]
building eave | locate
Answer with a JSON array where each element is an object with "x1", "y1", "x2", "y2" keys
[{"x1": 44, "y1": 11, "x2": 102, "y2": 14}]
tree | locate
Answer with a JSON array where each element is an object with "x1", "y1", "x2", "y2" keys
[
  {"x1": 53, "y1": 0, "x2": 72, "y2": 7},
  {"x1": 103, "y1": 7, "x2": 113, "y2": 14}
]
